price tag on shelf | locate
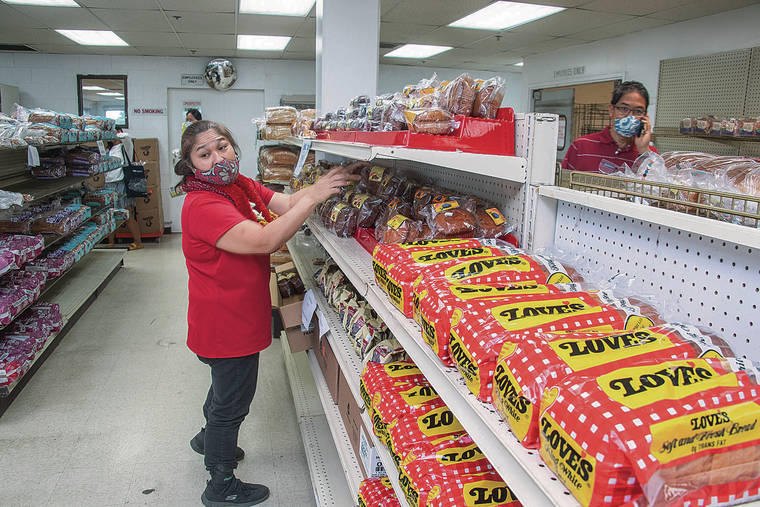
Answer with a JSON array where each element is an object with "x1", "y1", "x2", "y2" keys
[
  {"x1": 317, "y1": 309, "x2": 330, "y2": 338},
  {"x1": 96, "y1": 140, "x2": 107, "y2": 156},
  {"x1": 27, "y1": 145, "x2": 40, "y2": 167},
  {"x1": 292, "y1": 139, "x2": 312, "y2": 178},
  {"x1": 301, "y1": 289, "x2": 317, "y2": 331}
]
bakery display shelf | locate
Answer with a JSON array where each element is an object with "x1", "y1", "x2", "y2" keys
[
  {"x1": 0, "y1": 140, "x2": 85, "y2": 153},
  {"x1": 284, "y1": 137, "x2": 528, "y2": 183},
  {"x1": 0, "y1": 249, "x2": 123, "y2": 410},
  {"x1": 304, "y1": 217, "x2": 577, "y2": 507},
  {"x1": 286, "y1": 234, "x2": 365, "y2": 407},
  {"x1": 539, "y1": 185, "x2": 760, "y2": 249},
  {"x1": 40, "y1": 205, "x2": 113, "y2": 252},
  {"x1": 359, "y1": 409, "x2": 412, "y2": 507},
  {"x1": 280, "y1": 332, "x2": 356, "y2": 507}
]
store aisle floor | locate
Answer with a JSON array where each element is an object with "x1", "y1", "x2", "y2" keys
[{"x1": 0, "y1": 234, "x2": 315, "y2": 507}]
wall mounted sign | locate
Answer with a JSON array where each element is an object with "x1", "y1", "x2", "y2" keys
[
  {"x1": 132, "y1": 107, "x2": 166, "y2": 115},
  {"x1": 181, "y1": 74, "x2": 206, "y2": 88},
  {"x1": 554, "y1": 66, "x2": 585, "y2": 80}
]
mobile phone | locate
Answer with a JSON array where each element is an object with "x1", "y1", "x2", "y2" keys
[{"x1": 636, "y1": 118, "x2": 647, "y2": 137}]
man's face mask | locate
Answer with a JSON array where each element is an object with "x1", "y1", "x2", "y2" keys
[
  {"x1": 194, "y1": 157, "x2": 239, "y2": 186},
  {"x1": 613, "y1": 115, "x2": 642, "y2": 138}
]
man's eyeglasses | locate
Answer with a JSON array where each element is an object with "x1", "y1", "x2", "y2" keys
[{"x1": 614, "y1": 105, "x2": 646, "y2": 117}]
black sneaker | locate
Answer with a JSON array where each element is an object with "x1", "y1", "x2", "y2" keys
[
  {"x1": 201, "y1": 474, "x2": 270, "y2": 507},
  {"x1": 190, "y1": 428, "x2": 245, "y2": 462}
]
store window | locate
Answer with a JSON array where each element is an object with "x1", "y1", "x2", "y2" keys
[{"x1": 77, "y1": 75, "x2": 128, "y2": 128}]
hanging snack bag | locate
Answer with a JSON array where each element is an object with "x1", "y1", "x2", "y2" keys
[
  {"x1": 492, "y1": 322, "x2": 735, "y2": 449},
  {"x1": 448, "y1": 290, "x2": 663, "y2": 403}
]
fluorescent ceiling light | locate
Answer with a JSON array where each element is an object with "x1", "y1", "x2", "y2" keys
[
  {"x1": 55, "y1": 29, "x2": 128, "y2": 46},
  {"x1": 237, "y1": 34, "x2": 291, "y2": 51},
  {"x1": 449, "y1": 1, "x2": 565, "y2": 31},
  {"x1": 239, "y1": 0, "x2": 314, "y2": 16},
  {"x1": 384, "y1": 44, "x2": 452, "y2": 59},
  {"x1": 81, "y1": 85, "x2": 106, "y2": 91},
  {"x1": 3, "y1": 0, "x2": 78, "y2": 6},
  {"x1": 97, "y1": 92, "x2": 123, "y2": 96},
  {"x1": 514, "y1": 62, "x2": 524, "y2": 67}
]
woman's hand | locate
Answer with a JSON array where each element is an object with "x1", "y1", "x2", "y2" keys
[
  {"x1": 306, "y1": 164, "x2": 362, "y2": 203},
  {"x1": 634, "y1": 115, "x2": 652, "y2": 154}
]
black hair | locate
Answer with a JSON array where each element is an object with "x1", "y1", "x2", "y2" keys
[
  {"x1": 186, "y1": 108, "x2": 202, "y2": 121},
  {"x1": 611, "y1": 81, "x2": 649, "y2": 108}
]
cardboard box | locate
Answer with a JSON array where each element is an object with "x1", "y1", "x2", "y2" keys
[
  {"x1": 142, "y1": 160, "x2": 160, "y2": 187},
  {"x1": 359, "y1": 423, "x2": 386, "y2": 478},
  {"x1": 135, "y1": 186, "x2": 161, "y2": 215},
  {"x1": 274, "y1": 261, "x2": 295, "y2": 275},
  {"x1": 337, "y1": 369, "x2": 364, "y2": 459},
  {"x1": 317, "y1": 336, "x2": 339, "y2": 404},
  {"x1": 133, "y1": 138, "x2": 158, "y2": 162},
  {"x1": 137, "y1": 205, "x2": 164, "y2": 235},
  {"x1": 85, "y1": 173, "x2": 105, "y2": 189},
  {"x1": 285, "y1": 325, "x2": 316, "y2": 353}
]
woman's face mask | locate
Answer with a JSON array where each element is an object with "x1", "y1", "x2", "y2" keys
[
  {"x1": 194, "y1": 157, "x2": 239, "y2": 185},
  {"x1": 613, "y1": 115, "x2": 642, "y2": 138}
]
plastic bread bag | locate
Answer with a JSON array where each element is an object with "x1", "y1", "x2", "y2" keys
[
  {"x1": 441, "y1": 73, "x2": 476, "y2": 116},
  {"x1": 491, "y1": 322, "x2": 737, "y2": 449},
  {"x1": 679, "y1": 117, "x2": 694, "y2": 134},
  {"x1": 375, "y1": 197, "x2": 414, "y2": 230},
  {"x1": 314, "y1": 258, "x2": 338, "y2": 290},
  {"x1": 337, "y1": 291, "x2": 360, "y2": 330},
  {"x1": 259, "y1": 146, "x2": 298, "y2": 166},
  {"x1": 473, "y1": 205, "x2": 516, "y2": 240},
  {"x1": 720, "y1": 117, "x2": 739, "y2": 136},
  {"x1": 357, "y1": 477, "x2": 401, "y2": 507},
  {"x1": 407, "y1": 73, "x2": 439, "y2": 101},
  {"x1": 447, "y1": 288, "x2": 664, "y2": 403},
  {"x1": 265, "y1": 106, "x2": 297, "y2": 125},
  {"x1": 376, "y1": 174, "x2": 403, "y2": 200},
  {"x1": 350, "y1": 193, "x2": 384, "y2": 228},
  {"x1": 692, "y1": 115, "x2": 713, "y2": 135},
  {"x1": 374, "y1": 214, "x2": 424, "y2": 245},
  {"x1": 538, "y1": 357, "x2": 760, "y2": 507},
  {"x1": 412, "y1": 186, "x2": 438, "y2": 218},
  {"x1": 472, "y1": 76, "x2": 506, "y2": 119},
  {"x1": 420, "y1": 200, "x2": 477, "y2": 238},
  {"x1": 405, "y1": 108, "x2": 458, "y2": 135},
  {"x1": 362, "y1": 165, "x2": 394, "y2": 195},
  {"x1": 327, "y1": 202, "x2": 357, "y2": 238},
  {"x1": 382, "y1": 93, "x2": 408, "y2": 131}
]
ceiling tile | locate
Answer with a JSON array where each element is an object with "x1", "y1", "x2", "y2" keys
[
  {"x1": 510, "y1": 8, "x2": 635, "y2": 37},
  {"x1": 115, "y1": 31, "x2": 180, "y2": 48},
  {"x1": 9, "y1": 5, "x2": 109, "y2": 30},
  {"x1": 511, "y1": 36, "x2": 587, "y2": 55},
  {"x1": 29, "y1": 44, "x2": 140, "y2": 55},
  {"x1": 294, "y1": 18, "x2": 316, "y2": 38},
  {"x1": 515, "y1": 0, "x2": 595, "y2": 6},
  {"x1": 381, "y1": 0, "x2": 403, "y2": 16},
  {"x1": 133, "y1": 46, "x2": 191, "y2": 57},
  {"x1": 0, "y1": 28, "x2": 75, "y2": 46},
  {"x1": 178, "y1": 33, "x2": 235, "y2": 49},
  {"x1": 463, "y1": 32, "x2": 553, "y2": 52},
  {"x1": 90, "y1": 9, "x2": 171, "y2": 32},
  {"x1": 0, "y1": 5, "x2": 48, "y2": 28},
  {"x1": 78, "y1": 0, "x2": 156, "y2": 6},
  {"x1": 570, "y1": 15, "x2": 672, "y2": 42},
  {"x1": 380, "y1": 22, "x2": 438, "y2": 45},
  {"x1": 579, "y1": 0, "x2": 691, "y2": 16},
  {"x1": 191, "y1": 48, "x2": 236, "y2": 57},
  {"x1": 160, "y1": 0, "x2": 235, "y2": 13},
  {"x1": 415, "y1": 26, "x2": 497, "y2": 47},
  {"x1": 236, "y1": 14, "x2": 305, "y2": 36},
  {"x1": 285, "y1": 37, "x2": 314, "y2": 53},
  {"x1": 383, "y1": 0, "x2": 491, "y2": 26},
  {"x1": 168, "y1": 11, "x2": 235, "y2": 34},
  {"x1": 648, "y1": 0, "x2": 758, "y2": 21}
]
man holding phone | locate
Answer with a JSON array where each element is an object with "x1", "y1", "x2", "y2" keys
[{"x1": 562, "y1": 81, "x2": 655, "y2": 172}]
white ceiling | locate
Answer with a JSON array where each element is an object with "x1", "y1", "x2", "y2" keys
[{"x1": 0, "y1": 0, "x2": 756, "y2": 72}]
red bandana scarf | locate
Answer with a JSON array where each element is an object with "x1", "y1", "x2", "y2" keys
[{"x1": 182, "y1": 174, "x2": 272, "y2": 225}]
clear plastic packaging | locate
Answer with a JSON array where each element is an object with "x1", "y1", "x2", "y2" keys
[
  {"x1": 328, "y1": 202, "x2": 357, "y2": 238},
  {"x1": 679, "y1": 117, "x2": 694, "y2": 134},
  {"x1": 472, "y1": 76, "x2": 506, "y2": 119},
  {"x1": 374, "y1": 214, "x2": 421, "y2": 244},
  {"x1": 443, "y1": 73, "x2": 476, "y2": 116},
  {"x1": 258, "y1": 146, "x2": 298, "y2": 166},
  {"x1": 265, "y1": 106, "x2": 297, "y2": 125},
  {"x1": 692, "y1": 115, "x2": 713, "y2": 134},
  {"x1": 381, "y1": 93, "x2": 407, "y2": 131},
  {"x1": 349, "y1": 193, "x2": 383, "y2": 228},
  {"x1": 421, "y1": 200, "x2": 477, "y2": 238},
  {"x1": 405, "y1": 108, "x2": 457, "y2": 135}
]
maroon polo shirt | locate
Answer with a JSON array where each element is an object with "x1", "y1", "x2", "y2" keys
[{"x1": 562, "y1": 126, "x2": 656, "y2": 172}]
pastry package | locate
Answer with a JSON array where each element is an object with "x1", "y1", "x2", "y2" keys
[
  {"x1": 474, "y1": 205, "x2": 515, "y2": 240},
  {"x1": 319, "y1": 197, "x2": 342, "y2": 227},
  {"x1": 265, "y1": 106, "x2": 297, "y2": 126},
  {"x1": 294, "y1": 109, "x2": 316, "y2": 137},
  {"x1": 361, "y1": 165, "x2": 393, "y2": 195},
  {"x1": 539, "y1": 357, "x2": 760, "y2": 507},
  {"x1": 421, "y1": 200, "x2": 477, "y2": 238},
  {"x1": 373, "y1": 239, "x2": 505, "y2": 316},
  {"x1": 378, "y1": 174, "x2": 404, "y2": 199},
  {"x1": 374, "y1": 214, "x2": 423, "y2": 245},
  {"x1": 443, "y1": 73, "x2": 476, "y2": 116},
  {"x1": 360, "y1": 360, "x2": 428, "y2": 413},
  {"x1": 376, "y1": 198, "x2": 414, "y2": 230},
  {"x1": 357, "y1": 477, "x2": 401, "y2": 507},
  {"x1": 448, "y1": 290, "x2": 663, "y2": 402},
  {"x1": 0, "y1": 234, "x2": 44, "y2": 271},
  {"x1": 264, "y1": 124, "x2": 293, "y2": 140},
  {"x1": 738, "y1": 117, "x2": 758, "y2": 137},
  {"x1": 260, "y1": 165, "x2": 293, "y2": 182},
  {"x1": 720, "y1": 118, "x2": 739, "y2": 137},
  {"x1": 472, "y1": 77, "x2": 506, "y2": 119},
  {"x1": 417, "y1": 281, "x2": 586, "y2": 366},
  {"x1": 259, "y1": 146, "x2": 298, "y2": 166},
  {"x1": 327, "y1": 202, "x2": 358, "y2": 238},
  {"x1": 679, "y1": 117, "x2": 694, "y2": 134},
  {"x1": 492, "y1": 322, "x2": 736, "y2": 449},
  {"x1": 692, "y1": 116, "x2": 713, "y2": 135},
  {"x1": 65, "y1": 148, "x2": 100, "y2": 166},
  {"x1": 350, "y1": 193, "x2": 384, "y2": 228},
  {"x1": 406, "y1": 108, "x2": 457, "y2": 135},
  {"x1": 23, "y1": 123, "x2": 62, "y2": 145},
  {"x1": 382, "y1": 94, "x2": 408, "y2": 131}
]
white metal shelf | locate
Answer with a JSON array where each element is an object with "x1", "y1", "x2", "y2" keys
[
  {"x1": 539, "y1": 185, "x2": 760, "y2": 250},
  {"x1": 284, "y1": 137, "x2": 527, "y2": 183},
  {"x1": 280, "y1": 332, "x2": 356, "y2": 506},
  {"x1": 304, "y1": 217, "x2": 577, "y2": 507},
  {"x1": 359, "y1": 409, "x2": 411, "y2": 507}
]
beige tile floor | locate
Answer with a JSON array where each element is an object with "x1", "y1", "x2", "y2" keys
[{"x1": 0, "y1": 234, "x2": 315, "y2": 507}]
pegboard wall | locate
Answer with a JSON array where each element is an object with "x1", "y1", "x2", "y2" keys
[
  {"x1": 655, "y1": 48, "x2": 752, "y2": 129},
  {"x1": 653, "y1": 135, "x2": 740, "y2": 156},
  {"x1": 553, "y1": 200, "x2": 759, "y2": 361},
  {"x1": 746, "y1": 47, "x2": 760, "y2": 116}
]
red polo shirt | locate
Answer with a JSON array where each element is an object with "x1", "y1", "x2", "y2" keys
[
  {"x1": 181, "y1": 183, "x2": 275, "y2": 358},
  {"x1": 562, "y1": 126, "x2": 656, "y2": 172}
]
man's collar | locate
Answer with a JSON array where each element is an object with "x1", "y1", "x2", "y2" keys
[{"x1": 601, "y1": 125, "x2": 633, "y2": 152}]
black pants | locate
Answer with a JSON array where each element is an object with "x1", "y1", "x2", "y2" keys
[{"x1": 198, "y1": 353, "x2": 260, "y2": 469}]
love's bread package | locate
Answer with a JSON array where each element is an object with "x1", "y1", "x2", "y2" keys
[
  {"x1": 448, "y1": 290, "x2": 663, "y2": 403},
  {"x1": 539, "y1": 357, "x2": 760, "y2": 507},
  {"x1": 358, "y1": 477, "x2": 401, "y2": 507},
  {"x1": 491, "y1": 323, "x2": 736, "y2": 448}
]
